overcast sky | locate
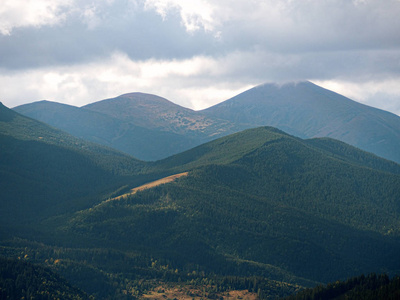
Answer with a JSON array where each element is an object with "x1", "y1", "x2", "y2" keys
[{"x1": 1, "y1": 0, "x2": 400, "y2": 115}]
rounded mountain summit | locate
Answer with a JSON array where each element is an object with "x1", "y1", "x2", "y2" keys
[{"x1": 13, "y1": 81, "x2": 400, "y2": 163}]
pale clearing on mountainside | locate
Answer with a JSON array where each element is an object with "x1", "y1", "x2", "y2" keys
[
  {"x1": 112, "y1": 172, "x2": 189, "y2": 200},
  {"x1": 141, "y1": 285, "x2": 258, "y2": 300}
]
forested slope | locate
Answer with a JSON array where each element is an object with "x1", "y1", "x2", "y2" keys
[
  {"x1": 284, "y1": 273, "x2": 400, "y2": 300},
  {"x1": 0, "y1": 102, "x2": 146, "y2": 234},
  {"x1": 2, "y1": 107, "x2": 400, "y2": 298},
  {"x1": 0, "y1": 257, "x2": 89, "y2": 299},
  {"x1": 46, "y1": 127, "x2": 400, "y2": 291}
]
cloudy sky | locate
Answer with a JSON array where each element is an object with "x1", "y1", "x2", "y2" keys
[{"x1": 1, "y1": 0, "x2": 400, "y2": 114}]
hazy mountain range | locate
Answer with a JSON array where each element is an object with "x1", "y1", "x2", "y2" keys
[
  {"x1": 14, "y1": 93, "x2": 247, "y2": 161},
  {"x1": 1, "y1": 96, "x2": 400, "y2": 298},
  {"x1": 14, "y1": 81, "x2": 400, "y2": 163}
]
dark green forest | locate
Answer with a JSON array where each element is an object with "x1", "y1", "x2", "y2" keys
[
  {"x1": 1, "y1": 103, "x2": 400, "y2": 299},
  {"x1": 0, "y1": 257, "x2": 90, "y2": 299},
  {"x1": 284, "y1": 273, "x2": 400, "y2": 300}
]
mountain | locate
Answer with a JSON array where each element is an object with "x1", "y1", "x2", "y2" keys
[
  {"x1": 13, "y1": 100, "x2": 200, "y2": 161},
  {"x1": 14, "y1": 93, "x2": 247, "y2": 161},
  {"x1": 2, "y1": 99, "x2": 400, "y2": 298},
  {"x1": 15, "y1": 83, "x2": 400, "y2": 164},
  {"x1": 154, "y1": 126, "x2": 400, "y2": 175},
  {"x1": 41, "y1": 127, "x2": 400, "y2": 292},
  {"x1": 83, "y1": 92, "x2": 245, "y2": 139},
  {"x1": 202, "y1": 81, "x2": 400, "y2": 164},
  {"x1": 0, "y1": 102, "x2": 146, "y2": 233}
]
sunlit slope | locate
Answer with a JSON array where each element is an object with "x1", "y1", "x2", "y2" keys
[
  {"x1": 153, "y1": 126, "x2": 286, "y2": 171},
  {"x1": 203, "y1": 81, "x2": 400, "y2": 163},
  {"x1": 155, "y1": 126, "x2": 400, "y2": 176}
]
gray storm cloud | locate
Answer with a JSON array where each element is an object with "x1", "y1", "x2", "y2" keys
[{"x1": 0, "y1": 0, "x2": 399, "y2": 114}]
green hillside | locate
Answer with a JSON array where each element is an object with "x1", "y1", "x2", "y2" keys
[
  {"x1": 1, "y1": 107, "x2": 400, "y2": 298},
  {"x1": 153, "y1": 126, "x2": 286, "y2": 171},
  {"x1": 24, "y1": 127, "x2": 398, "y2": 297},
  {"x1": 0, "y1": 102, "x2": 147, "y2": 233},
  {"x1": 202, "y1": 81, "x2": 400, "y2": 164},
  {"x1": 154, "y1": 126, "x2": 400, "y2": 176},
  {"x1": 0, "y1": 257, "x2": 89, "y2": 299}
]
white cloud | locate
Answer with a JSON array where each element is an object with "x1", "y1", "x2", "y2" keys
[
  {"x1": 143, "y1": 0, "x2": 217, "y2": 32},
  {"x1": 0, "y1": 0, "x2": 400, "y2": 115},
  {"x1": 80, "y1": 5, "x2": 102, "y2": 30},
  {"x1": 0, "y1": 52, "x2": 237, "y2": 109},
  {"x1": 145, "y1": 0, "x2": 400, "y2": 50},
  {"x1": 313, "y1": 79, "x2": 400, "y2": 115},
  {"x1": 0, "y1": 0, "x2": 73, "y2": 35},
  {"x1": 1, "y1": 50, "x2": 399, "y2": 115}
]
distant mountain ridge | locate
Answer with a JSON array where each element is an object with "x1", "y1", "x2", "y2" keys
[
  {"x1": 13, "y1": 82, "x2": 400, "y2": 163},
  {"x1": 202, "y1": 81, "x2": 400, "y2": 163},
  {"x1": 13, "y1": 99, "x2": 200, "y2": 161},
  {"x1": 14, "y1": 93, "x2": 247, "y2": 161},
  {"x1": 83, "y1": 92, "x2": 248, "y2": 140}
]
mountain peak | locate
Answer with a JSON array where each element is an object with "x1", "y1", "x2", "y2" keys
[
  {"x1": 256, "y1": 80, "x2": 311, "y2": 88},
  {"x1": 16, "y1": 100, "x2": 77, "y2": 109},
  {"x1": 203, "y1": 81, "x2": 400, "y2": 163},
  {"x1": 85, "y1": 92, "x2": 187, "y2": 111},
  {"x1": 11, "y1": 82, "x2": 400, "y2": 163},
  {"x1": 82, "y1": 92, "x2": 195, "y2": 126},
  {"x1": 82, "y1": 92, "x2": 242, "y2": 138}
]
